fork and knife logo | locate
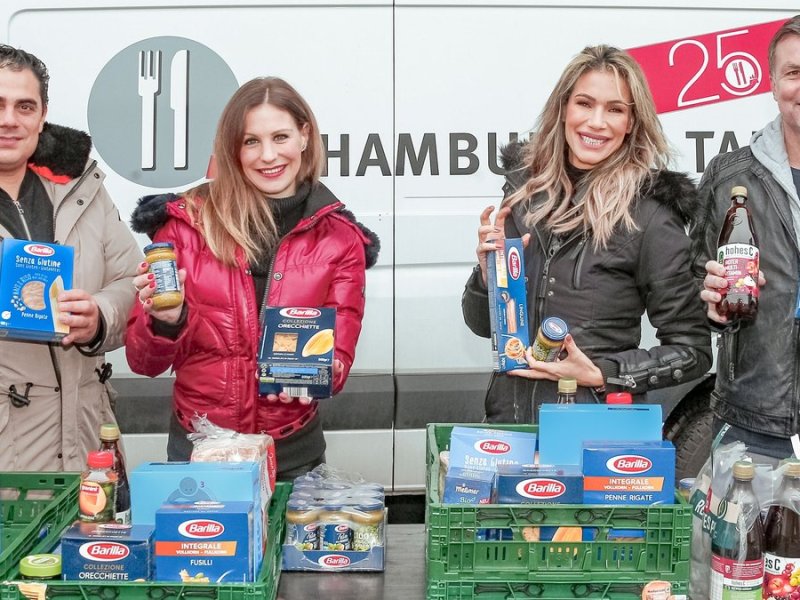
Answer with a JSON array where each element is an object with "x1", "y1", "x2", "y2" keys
[{"x1": 138, "y1": 49, "x2": 189, "y2": 170}]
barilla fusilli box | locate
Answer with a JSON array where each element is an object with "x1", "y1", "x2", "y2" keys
[
  {"x1": 495, "y1": 464, "x2": 583, "y2": 504},
  {"x1": 582, "y1": 440, "x2": 675, "y2": 505},
  {"x1": 61, "y1": 522, "x2": 153, "y2": 581},
  {"x1": 0, "y1": 239, "x2": 73, "y2": 341},
  {"x1": 155, "y1": 500, "x2": 254, "y2": 583},
  {"x1": 448, "y1": 426, "x2": 537, "y2": 472},
  {"x1": 487, "y1": 238, "x2": 529, "y2": 372},
  {"x1": 442, "y1": 467, "x2": 495, "y2": 504},
  {"x1": 258, "y1": 307, "x2": 336, "y2": 398}
]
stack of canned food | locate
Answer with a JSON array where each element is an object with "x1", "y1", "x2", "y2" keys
[{"x1": 285, "y1": 474, "x2": 385, "y2": 552}]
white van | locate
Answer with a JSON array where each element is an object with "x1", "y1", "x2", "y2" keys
[{"x1": 1, "y1": 0, "x2": 794, "y2": 491}]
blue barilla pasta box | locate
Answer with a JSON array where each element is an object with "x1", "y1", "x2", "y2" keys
[
  {"x1": 61, "y1": 522, "x2": 153, "y2": 581},
  {"x1": 448, "y1": 426, "x2": 537, "y2": 472},
  {"x1": 487, "y1": 238, "x2": 529, "y2": 372},
  {"x1": 495, "y1": 464, "x2": 583, "y2": 504},
  {"x1": 155, "y1": 500, "x2": 254, "y2": 583},
  {"x1": 258, "y1": 307, "x2": 336, "y2": 398},
  {"x1": 0, "y1": 239, "x2": 73, "y2": 341}
]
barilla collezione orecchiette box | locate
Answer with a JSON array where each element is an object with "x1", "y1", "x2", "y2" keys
[
  {"x1": 61, "y1": 522, "x2": 153, "y2": 581},
  {"x1": 0, "y1": 239, "x2": 73, "y2": 342},
  {"x1": 258, "y1": 307, "x2": 336, "y2": 398},
  {"x1": 487, "y1": 238, "x2": 529, "y2": 372},
  {"x1": 448, "y1": 426, "x2": 537, "y2": 472}
]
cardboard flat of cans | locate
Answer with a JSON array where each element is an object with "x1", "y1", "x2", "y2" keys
[
  {"x1": 61, "y1": 522, "x2": 153, "y2": 581},
  {"x1": 448, "y1": 426, "x2": 537, "y2": 471},
  {"x1": 442, "y1": 467, "x2": 495, "y2": 504},
  {"x1": 487, "y1": 238, "x2": 530, "y2": 372},
  {"x1": 258, "y1": 307, "x2": 336, "y2": 398},
  {"x1": 155, "y1": 500, "x2": 254, "y2": 582},
  {"x1": 0, "y1": 239, "x2": 73, "y2": 341},
  {"x1": 495, "y1": 464, "x2": 583, "y2": 504}
]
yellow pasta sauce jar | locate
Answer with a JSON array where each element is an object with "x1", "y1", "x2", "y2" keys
[{"x1": 143, "y1": 242, "x2": 183, "y2": 310}]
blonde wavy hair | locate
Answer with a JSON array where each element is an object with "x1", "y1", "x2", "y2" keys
[
  {"x1": 504, "y1": 45, "x2": 670, "y2": 248},
  {"x1": 183, "y1": 77, "x2": 324, "y2": 266}
]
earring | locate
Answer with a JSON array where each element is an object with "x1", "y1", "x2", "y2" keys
[{"x1": 301, "y1": 143, "x2": 307, "y2": 152}]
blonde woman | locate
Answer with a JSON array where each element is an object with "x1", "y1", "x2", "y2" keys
[
  {"x1": 462, "y1": 45, "x2": 711, "y2": 423},
  {"x1": 126, "y1": 77, "x2": 379, "y2": 479}
]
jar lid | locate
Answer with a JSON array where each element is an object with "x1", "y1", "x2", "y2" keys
[
  {"x1": 87, "y1": 450, "x2": 113, "y2": 468},
  {"x1": 99, "y1": 423, "x2": 120, "y2": 441},
  {"x1": 541, "y1": 317, "x2": 568, "y2": 341},
  {"x1": 19, "y1": 554, "x2": 62, "y2": 578},
  {"x1": 678, "y1": 477, "x2": 695, "y2": 490},
  {"x1": 606, "y1": 392, "x2": 632, "y2": 404},
  {"x1": 143, "y1": 242, "x2": 175, "y2": 252}
]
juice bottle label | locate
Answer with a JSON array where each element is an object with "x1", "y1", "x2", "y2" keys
[
  {"x1": 764, "y1": 553, "x2": 800, "y2": 600},
  {"x1": 718, "y1": 244, "x2": 759, "y2": 298},
  {"x1": 78, "y1": 480, "x2": 115, "y2": 522},
  {"x1": 710, "y1": 553, "x2": 763, "y2": 599}
]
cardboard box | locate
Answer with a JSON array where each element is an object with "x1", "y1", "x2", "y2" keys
[
  {"x1": 0, "y1": 239, "x2": 73, "y2": 341},
  {"x1": 448, "y1": 426, "x2": 537, "y2": 471},
  {"x1": 487, "y1": 238, "x2": 529, "y2": 372},
  {"x1": 538, "y1": 404, "x2": 663, "y2": 466},
  {"x1": 495, "y1": 464, "x2": 583, "y2": 504},
  {"x1": 258, "y1": 307, "x2": 335, "y2": 398},
  {"x1": 61, "y1": 522, "x2": 153, "y2": 581},
  {"x1": 442, "y1": 467, "x2": 495, "y2": 504},
  {"x1": 155, "y1": 500, "x2": 254, "y2": 582}
]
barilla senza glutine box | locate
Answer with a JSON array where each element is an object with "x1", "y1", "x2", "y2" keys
[
  {"x1": 155, "y1": 500, "x2": 254, "y2": 583},
  {"x1": 61, "y1": 522, "x2": 153, "y2": 581},
  {"x1": 442, "y1": 467, "x2": 495, "y2": 504},
  {"x1": 258, "y1": 307, "x2": 336, "y2": 398},
  {"x1": 0, "y1": 239, "x2": 73, "y2": 341},
  {"x1": 487, "y1": 238, "x2": 529, "y2": 372},
  {"x1": 582, "y1": 440, "x2": 676, "y2": 505},
  {"x1": 448, "y1": 426, "x2": 537, "y2": 472},
  {"x1": 495, "y1": 464, "x2": 584, "y2": 504}
]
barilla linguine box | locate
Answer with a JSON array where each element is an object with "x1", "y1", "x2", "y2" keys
[
  {"x1": 155, "y1": 500, "x2": 254, "y2": 583},
  {"x1": 448, "y1": 426, "x2": 537, "y2": 472},
  {"x1": 0, "y1": 239, "x2": 73, "y2": 342},
  {"x1": 538, "y1": 404, "x2": 663, "y2": 466},
  {"x1": 443, "y1": 467, "x2": 495, "y2": 504},
  {"x1": 130, "y1": 462, "x2": 265, "y2": 574},
  {"x1": 495, "y1": 464, "x2": 583, "y2": 504},
  {"x1": 61, "y1": 522, "x2": 153, "y2": 581},
  {"x1": 582, "y1": 441, "x2": 675, "y2": 505},
  {"x1": 258, "y1": 307, "x2": 336, "y2": 398},
  {"x1": 487, "y1": 238, "x2": 529, "y2": 372}
]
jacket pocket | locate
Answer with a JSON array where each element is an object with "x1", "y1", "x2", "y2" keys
[{"x1": 571, "y1": 238, "x2": 588, "y2": 289}]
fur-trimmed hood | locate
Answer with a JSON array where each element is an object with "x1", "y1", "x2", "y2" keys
[
  {"x1": 499, "y1": 141, "x2": 698, "y2": 225},
  {"x1": 29, "y1": 122, "x2": 92, "y2": 180},
  {"x1": 130, "y1": 183, "x2": 380, "y2": 269}
]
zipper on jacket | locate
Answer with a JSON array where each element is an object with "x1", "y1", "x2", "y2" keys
[
  {"x1": 607, "y1": 374, "x2": 637, "y2": 389},
  {"x1": 11, "y1": 200, "x2": 34, "y2": 240}
]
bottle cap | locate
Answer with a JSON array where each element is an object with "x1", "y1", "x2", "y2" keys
[
  {"x1": 605, "y1": 392, "x2": 632, "y2": 404},
  {"x1": 87, "y1": 451, "x2": 114, "y2": 469},
  {"x1": 784, "y1": 458, "x2": 800, "y2": 478},
  {"x1": 678, "y1": 477, "x2": 695, "y2": 491},
  {"x1": 557, "y1": 377, "x2": 577, "y2": 394},
  {"x1": 731, "y1": 185, "x2": 747, "y2": 198},
  {"x1": 19, "y1": 554, "x2": 62, "y2": 578},
  {"x1": 732, "y1": 460, "x2": 755, "y2": 480},
  {"x1": 99, "y1": 423, "x2": 120, "y2": 442}
]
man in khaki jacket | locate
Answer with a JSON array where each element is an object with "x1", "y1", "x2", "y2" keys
[{"x1": 0, "y1": 44, "x2": 142, "y2": 470}]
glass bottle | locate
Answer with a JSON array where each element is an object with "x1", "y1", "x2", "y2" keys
[
  {"x1": 716, "y1": 185, "x2": 759, "y2": 322},
  {"x1": 79, "y1": 451, "x2": 117, "y2": 523},
  {"x1": 99, "y1": 423, "x2": 131, "y2": 524},
  {"x1": 556, "y1": 377, "x2": 577, "y2": 404},
  {"x1": 710, "y1": 460, "x2": 764, "y2": 599},
  {"x1": 763, "y1": 459, "x2": 800, "y2": 600}
]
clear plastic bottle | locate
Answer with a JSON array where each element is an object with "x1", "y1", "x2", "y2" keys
[
  {"x1": 79, "y1": 451, "x2": 117, "y2": 523},
  {"x1": 710, "y1": 461, "x2": 764, "y2": 599},
  {"x1": 99, "y1": 423, "x2": 131, "y2": 524},
  {"x1": 763, "y1": 458, "x2": 800, "y2": 599},
  {"x1": 556, "y1": 377, "x2": 577, "y2": 404}
]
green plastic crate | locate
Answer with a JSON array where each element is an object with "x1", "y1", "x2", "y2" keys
[
  {"x1": 427, "y1": 578, "x2": 689, "y2": 600},
  {"x1": 0, "y1": 481, "x2": 290, "y2": 600},
  {"x1": 0, "y1": 472, "x2": 80, "y2": 581},
  {"x1": 426, "y1": 424, "x2": 692, "y2": 583}
]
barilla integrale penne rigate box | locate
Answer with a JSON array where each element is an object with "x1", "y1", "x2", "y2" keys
[
  {"x1": 582, "y1": 440, "x2": 675, "y2": 505},
  {"x1": 258, "y1": 306, "x2": 336, "y2": 398},
  {"x1": 495, "y1": 464, "x2": 583, "y2": 504},
  {"x1": 61, "y1": 522, "x2": 153, "y2": 581},
  {"x1": 448, "y1": 426, "x2": 537, "y2": 472},
  {"x1": 0, "y1": 239, "x2": 73, "y2": 341},
  {"x1": 155, "y1": 500, "x2": 254, "y2": 583},
  {"x1": 487, "y1": 238, "x2": 529, "y2": 372},
  {"x1": 443, "y1": 467, "x2": 495, "y2": 504}
]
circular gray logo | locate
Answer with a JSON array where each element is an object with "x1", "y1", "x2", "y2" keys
[{"x1": 88, "y1": 36, "x2": 238, "y2": 188}]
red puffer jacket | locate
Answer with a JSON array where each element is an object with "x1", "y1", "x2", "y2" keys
[{"x1": 125, "y1": 182, "x2": 379, "y2": 438}]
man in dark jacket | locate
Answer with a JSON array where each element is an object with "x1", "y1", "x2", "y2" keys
[{"x1": 693, "y1": 15, "x2": 800, "y2": 461}]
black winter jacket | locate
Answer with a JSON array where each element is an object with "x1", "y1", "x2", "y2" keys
[{"x1": 462, "y1": 143, "x2": 712, "y2": 423}]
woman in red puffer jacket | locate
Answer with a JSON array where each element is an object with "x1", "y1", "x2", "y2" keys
[{"x1": 125, "y1": 77, "x2": 379, "y2": 479}]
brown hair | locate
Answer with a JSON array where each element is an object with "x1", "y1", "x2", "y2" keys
[
  {"x1": 768, "y1": 15, "x2": 800, "y2": 77},
  {"x1": 185, "y1": 77, "x2": 324, "y2": 266}
]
